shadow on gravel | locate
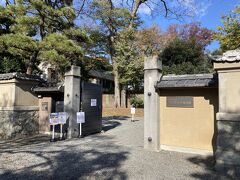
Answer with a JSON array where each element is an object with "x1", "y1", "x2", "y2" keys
[
  {"x1": 102, "y1": 120, "x2": 121, "y2": 132},
  {"x1": 0, "y1": 135, "x2": 129, "y2": 179},
  {"x1": 102, "y1": 117, "x2": 141, "y2": 132},
  {"x1": 131, "y1": 120, "x2": 139, "y2": 122},
  {"x1": 101, "y1": 116, "x2": 129, "y2": 132},
  {"x1": 0, "y1": 135, "x2": 50, "y2": 151}
]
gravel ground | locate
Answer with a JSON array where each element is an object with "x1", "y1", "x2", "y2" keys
[{"x1": 0, "y1": 117, "x2": 233, "y2": 180}]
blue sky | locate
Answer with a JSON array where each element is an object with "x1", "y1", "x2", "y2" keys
[{"x1": 138, "y1": 0, "x2": 240, "y2": 51}]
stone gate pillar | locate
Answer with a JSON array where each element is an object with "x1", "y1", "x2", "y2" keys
[
  {"x1": 213, "y1": 50, "x2": 240, "y2": 175},
  {"x1": 64, "y1": 66, "x2": 81, "y2": 139},
  {"x1": 144, "y1": 56, "x2": 162, "y2": 151}
]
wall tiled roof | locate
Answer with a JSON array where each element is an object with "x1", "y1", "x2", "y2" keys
[
  {"x1": 33, "y1": 82, "x2": 64, "y2": 93},
  {"x1": 0, "y1": 72, "x2": 45, "y2": 82},
  {"x1": 156, "y1": 74, "x2": 218, "y2": 89},
  {"x1": 89, "y1": 70, "x2": 114, "y2": 81}
]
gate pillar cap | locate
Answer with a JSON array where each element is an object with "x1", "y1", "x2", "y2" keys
[
  {"x1": 144, "y1": 55, "x2": 162, "y2": 71},
  {"x1": 65, "y1": 65, "x2": 81, "y2": 77},
  {"x1": 211, "y1": 49, "x2": 240, "y2": 63},
  {"x1": 209, "y1": 49, "x2": 240, "y2": 71}
]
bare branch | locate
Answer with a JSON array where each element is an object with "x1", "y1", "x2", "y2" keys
[
  {"x1": 160, "y1": 0, "x2": 168, "y2": 17},
  {"x1": 108, "y1": 0, "x2": 114, "y2": 9},
  {"x1": 144, "y1": 2, "x2": 154, "y2": 14},
  {"x1": 76, "y1": 0, "x2": 86, "y2": 17}
]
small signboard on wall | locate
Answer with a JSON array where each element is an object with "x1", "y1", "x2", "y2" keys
[
  {"x1": 58, "y1": 112, "x2": 67, "y2": 124},
  {"x1": 77, "y1": 112, "x2": 85, "y2": 123},
  {"x1": 91, "y1": 99, "x2": 97, "y2": 107},
  {"x1": 167, "y1": 96, "x2": 194, "y2": 108},
  {"x1": 41, "y1": 102, "x2": 48, "y2": 111},
  {"x1": 49, "y1": 113, "x2": 59, "y2": 124},
  {"x1": 49, "y1": 112, "x2": 67, "y2": 124}
]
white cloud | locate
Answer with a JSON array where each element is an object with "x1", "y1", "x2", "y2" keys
[
  {"x1": 197, "y1": 1, "x2": 212, "y2": 17},
  {"x1": 180, "y1": 0, "x2": 212, "y2": 17},
  {"x1": 138, "y1": 3, "x2": 152, "y2": 15}
]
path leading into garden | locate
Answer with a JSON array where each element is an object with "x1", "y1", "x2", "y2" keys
[{"x1": 0, "y1": 117, "x2": 230, "y2": 179}]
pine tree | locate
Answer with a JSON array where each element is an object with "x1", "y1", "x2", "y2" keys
[{"x1": 0, "y1": 0, "x2": 88, "y2": 75}]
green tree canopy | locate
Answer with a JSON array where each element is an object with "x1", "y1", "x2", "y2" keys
[
  {"x1": 0, "y1": 1, "x2": 26, "y2": 73},
  {"x1": 114, "y1": 28, "x2": 144, "y2": 91},
  {"x1": 0, "y1": 0, "x2": 88, "y2": 75},
  {"x1": 88, "y1": 0, "x2": 141, "y2": 107},
  {"x1": 215, "y1": 6, "x2": 240, "y2": 51},
  {"x1": 161, "y1": 38, "x2": 213, "y2": 75},
  {"x1": 160, "y1": 23, "x2": 214, "y2": 75}
]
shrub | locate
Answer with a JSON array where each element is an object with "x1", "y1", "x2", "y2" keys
[{"x1": 130, "y1": 95, "x2": 144, "y2": 108}]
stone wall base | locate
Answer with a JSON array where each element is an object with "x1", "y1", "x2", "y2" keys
[
  {"x1": 0, "y1": 110, "x2": 39, "y2": 139},
  {"x1": 216, "y1": 120, "x2": 240, "y2": 177},
  {"x1": 215, "y1": 163, "x2": 240, "y2": 177}
]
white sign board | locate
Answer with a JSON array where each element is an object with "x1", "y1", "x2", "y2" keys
[
  {"x1": 49, "y1": 113, "x2": 59, "y2": 124},
  {"x1": 58, "y1": 112, "x2": 67, "y2": 124},
  {"x1": 77, "y1": 112, "x2": 85, "y2": 123},
  {"x1": 49, "y1": 112, "x2": 67, "y2": 124},
  {"x1": 131, "y1": 107, "x2": 136, "y2": 114},
  {"x1": 91, "y1": 99, "x2": 97, "y2": 106}
]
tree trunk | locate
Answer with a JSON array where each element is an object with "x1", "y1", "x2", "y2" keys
[
  {"x1": 26, "y1": 65, "x2": 33, "y2": 75},
  {"x1": 113, "y1": 68, "x2": 121, "y2": 108},
  {"x1": 129, "y1": 0, "x2": 146, "y2": 28},
  {"x1": 121, "y1": 86, "x2": 127, "y2": 108},
  {"x1": 26, "y1": 51, "x2": 38, "y2": 75}
]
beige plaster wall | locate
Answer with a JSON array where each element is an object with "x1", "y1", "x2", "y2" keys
[
  {"x1": 103, "y1": 94, "x2": 144, "y2": 108},
  {"x1": 15, "y1": 80, "x2": 39, "y2": 107},
  {"x1": 103, "y1": 94, "x2": 115, "y2": 108},
  {"x1": 160, "y1": 88, "x2": 218, "y2": 152},
  {"x1": 0, "y1": 79, "x2": 38, "y2": 108},
  {"x1": 0, "y1": 80, "x2": 16, "y2": 107}
]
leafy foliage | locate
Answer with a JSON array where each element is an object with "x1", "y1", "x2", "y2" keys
[
  {"x1": 89, "y1": 0, "x2": 142, "y2": 107},
  {"x1": 135, "y1": 25, "x2": 170, "y2": 56},
  {"x1": 0, "y1": 0, "x2": 216, "y2": 100},
  {"x1": 211, "y1": 49, "x2": 223, "y2": 55},
  {"x1": 0, "y1": 0, "x2": 88, "y2": 75},
  {"x1": 114, "y1": 28, "x2": 144, "y2": 90},
  {"x1": 160, "y1": 23, "x2": 214, "y2": 75},
  {"x1": 161, "y1": 38, "x2": 213, "y2": 75},
  {"x1": 0, "y1": 55, "x2": 26, "y2": 73},
  {"x1": 215, "y1": 6, "x2": 240, "y2": 51},
  {"x1": 129, "y1": 95, "x2": 144, "y2": 108},
  {"x1": 166, "y1": 22, "x2": 214, "y2": 47}
]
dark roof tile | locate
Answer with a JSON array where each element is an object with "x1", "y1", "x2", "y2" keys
[
  {"x1": 33, "y1": 82, "x2": 64, "y2": 93},
  {"x1": 0, "y1": 72, "x2": 45, "y2": 82},
  {"x1": 89, "y1": 70, "x2": 114, "y2": 81},
  {"x1": 156, "y1": 74, "x2": 218, "y2": 89}
]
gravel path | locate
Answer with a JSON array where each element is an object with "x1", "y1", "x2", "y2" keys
[{"x1": 0, "y1": 117, "x2": 232, "y2": 179}]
